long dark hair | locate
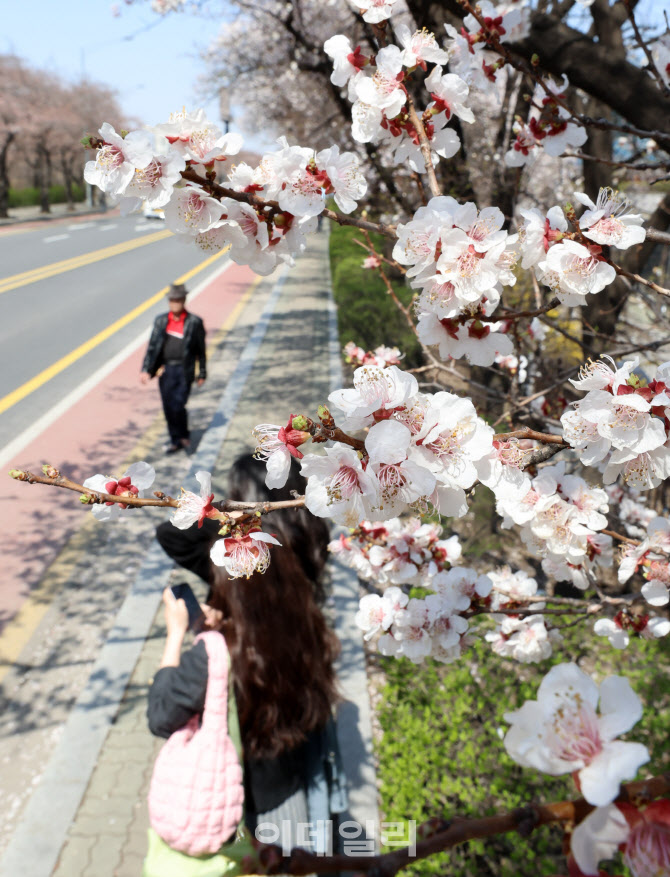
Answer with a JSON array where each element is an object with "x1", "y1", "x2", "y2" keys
[{"x1": 207, "y1": 455, "x2": 339, "y2": 759}]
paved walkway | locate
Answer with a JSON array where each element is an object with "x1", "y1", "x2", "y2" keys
[
  {"x1": 0, "y1": 203, "x2": 114, "y2": 227},
  {"x1": 0, "y1": 232, "x2": 378, "y2": 876}
]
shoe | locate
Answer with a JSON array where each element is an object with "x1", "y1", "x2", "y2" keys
[
  {"x1": 179, "y1": 438, "x2": 191, "y2": 451},
  {"x1": 164, "y1": 443, "x2": 180, "y2": 454}
]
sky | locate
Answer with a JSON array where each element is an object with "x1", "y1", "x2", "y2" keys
[{"x1": 2, "y1": 0, "x2": 273, "y2": 148}]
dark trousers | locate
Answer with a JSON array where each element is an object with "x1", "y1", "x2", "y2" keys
[
  {"x1": 155, "y1": 518, "x2": 220, "y2": 592},
  {"x1": 159, "y1": 363, "x2": 191, "y2": 444}
]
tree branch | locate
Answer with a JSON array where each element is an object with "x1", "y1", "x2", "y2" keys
[{"x1": 256, "y1": 773, "x2": 670, "y2": 875}]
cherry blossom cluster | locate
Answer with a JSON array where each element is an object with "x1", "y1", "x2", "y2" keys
[
  {"x1": 497, "y1": 461, "x2": 613, "y2": 590},
  {"x1": 170, "y1": 470, "x2": 282, "y2": 578},
  {"x1": 329, "y1": 516, "x2": 462, "y2": 586},
  {"x1": 324, "y1": 28, "x2": 469, "y2": 170},
  {"x1": 605, "y1": 484, "x2": 657, "y2": 540},
  {"x1": 84, "y1": 111, "x2": 367, "y2": 276},
  {"x1": 593, "y1": 516, "x2": 670, "y2": 649},
  {"x1": 83, "y1": 462, "x2": 156, "y2": 521},
  {"x1": 255, "y1": 364, "x2": 519, "y2": 522},
  {"x1": 504, "y1": 663, "x2": 670, "y2": 877},
  {"x1": 444, "y1": 2, "x2": 529, "y2": 87},
  {"x1": 561, "y1": 356, "x2": 670, "y2": 490},
  {"x1": 393, "y1": 196, "x2": 519, "y2": 366},
  {"x1": 343, "y1": 341, "x2": 404, "y2": 368},
  {"x1": 518, "y1": 188, "x2": 645, "y2": 305},
  {"x1": 484, "y1": 566, "x2": 562, "y2": 663},
  {"x1": 354, "y1": 567, "x2": 491, "y2": 663},
  {"x1": 505, "y1": 76, "x2": 587, "y2": 167}
]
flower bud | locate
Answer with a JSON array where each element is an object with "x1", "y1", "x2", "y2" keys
[
  {"x1": 291, "y1": 414, "x2": 309, "y2": 431},
  {"x1": 42, "y1": 464, "x2": 60, "y2": 478}
]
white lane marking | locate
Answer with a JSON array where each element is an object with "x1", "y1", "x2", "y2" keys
[
  {"x1": 66, "y1": 222, "x2": 95, "y2": 231},
  {"x1": 0, "y1": 257, "x2": 231, "y2": 470},
  {"x1": 0, "y1": 265, "x2": 287, "y2": 877},
  {"x1": 43, "y1": 234, "x2": 69, "y2": 244},
  {"x1": 134, "y1": 222, "x2": 158, "y2": 232},
  {"x1": 98, "y1": 223, "x2": 117, "y2": 231}
]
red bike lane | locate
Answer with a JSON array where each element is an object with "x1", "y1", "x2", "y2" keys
[{"x1": 0, "y1": 259, "x2": 256, "y2": 630}]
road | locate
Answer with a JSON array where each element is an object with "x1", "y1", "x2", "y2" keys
[{"x1": 0, "y1": 211, "x2": 225, "y2": 452}]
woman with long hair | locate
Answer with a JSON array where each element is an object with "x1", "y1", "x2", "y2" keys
[{"x1": 146, "y1": 455, "x2": 344, "y2": 868}]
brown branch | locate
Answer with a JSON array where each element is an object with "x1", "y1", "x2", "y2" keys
[
  {"x1": 405, "y1": 92, "x2": 442, "y2": 198},
  {"x1": 494, "y1": 427, "x2": 569, "y2": 446},
  {"x1": 646, "y1": 227, "x2": 670, "y2": 246},
  {"x1": 9, "y1": 468, "x2": 179, "y2": 508},
  {"x1": 520, "y1": 443, "x2": 566, "y2": 467},
  {"x1": 610, "y1": 260, "x2": 670, "y2": 298},
  {"x1": 310, "y1": 424, "x2": 366, "y2": 452},
  {"x1": 8, "y1": 467, "x2": 306, "y2": 520},
  {"x1": 601, "y1": 527, "x2": 640, "y2": 546},
  {"x1": 623, "y1": 0, "x2": 670, "y2": 99},
  {"x1": 259, "y1": 774, "x2": 670, "y2": 875},
  {"x1": 563, "y1": 151, "x2": 670, "y2": 172},
  {"x1": 179, "y1": 167, "x2": 397, "y2": 239}
]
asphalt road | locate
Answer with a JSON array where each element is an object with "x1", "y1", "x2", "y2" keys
[{"x1": 0, "y1": 212, "x2": 226, "y2": 450}]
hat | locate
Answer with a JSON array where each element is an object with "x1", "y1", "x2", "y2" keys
[{"x1": 167, "y1": 283, "x2": 187, "y2": 301}]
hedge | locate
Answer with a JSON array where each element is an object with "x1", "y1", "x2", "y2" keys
[
  {"x1": 8, "y1": 183, "x2": 86, "y2": 208},
  {"x1": 375, "y1": 630, "x2": 670, "y2": 876},
  {"x1": 329, "y1": 222, "x2": 423, "y2": 368}
]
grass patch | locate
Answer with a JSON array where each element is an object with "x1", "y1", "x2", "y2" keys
[
  {"x1": 376, "y1": 632, "x2": 670, "y2": 877},
  {"x1": 8, "y1": 183, "x2": 86, "y2": 208},
  {"x1": 329, "y1": 223, "x2": 423, "y2": 368}
]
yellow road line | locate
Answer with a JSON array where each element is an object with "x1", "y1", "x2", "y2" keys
[
  {"x1": 0, "y1": 269, "x2": 260, "y2": 682},
  {"x1": 0, "y1": 229, "x2": 172, "y2": 295},
  {"x1": 0, "y1": 248, "x2": 228, "y2": 417}
]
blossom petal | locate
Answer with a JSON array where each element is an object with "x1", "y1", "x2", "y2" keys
[
  {"x1": 641, "y1": 579, "x2": 669, "y2": 607},
  {"x1": 570, "y1": 804, "x2": 629, "y2": 876},
  {"x1": 265, "y1": 448, "x2": 291, "y2": 489},
  {"x1": 250, "y1": 531, "x2": 282, "y2": 547},
  {"x1": 195, "y1": 470, "x2": 213, "y2": 496},
  {"x1": 578, "y1": 741, "x2": 649, "y2": 806},
  {"x1": 83, "y1": 474, "x2": 110, "y2": 493},
  {"x1": 597, "y1": 675, "x2": 643, "y2": 740},
  {"x1": 125, "y1": 461, "x2": 155, "y2": 491}
]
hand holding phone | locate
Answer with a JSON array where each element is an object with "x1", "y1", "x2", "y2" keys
[{"x1": 170, "y1": 583, "x2": 205, "y2": 631}]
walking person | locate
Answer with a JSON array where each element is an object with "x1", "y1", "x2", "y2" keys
[
  {"x1": 141, "y1": 283, "x2": 206, "y2": 454},
  {"x1": 144, "y1": 455, "x2": 348, "y2": 875}
]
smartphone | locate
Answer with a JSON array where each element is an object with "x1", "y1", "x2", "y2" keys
[{"x1": 171, "y1": 583, "x2": 205, "y2": 631}]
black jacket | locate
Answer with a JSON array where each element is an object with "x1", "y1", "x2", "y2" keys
[
  {"x1": 142, "y1": 312, "x2": 206, "y2": 385},
  {"x1": 147, "y1": 639, "x2": 314, "y2": 815}
]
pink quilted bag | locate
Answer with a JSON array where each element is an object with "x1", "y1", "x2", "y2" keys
[{"x1": 148, "y1": 631, "x2": 245, "y2": 856}]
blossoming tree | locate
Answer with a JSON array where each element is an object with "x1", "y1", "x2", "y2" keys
[{"x1": 11, "y1": 0, "x2": 670, "y2": 873}]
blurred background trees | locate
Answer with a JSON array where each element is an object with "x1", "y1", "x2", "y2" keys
[{"x1": 0, "y1": 55, "x2": 126, "y2": 217}]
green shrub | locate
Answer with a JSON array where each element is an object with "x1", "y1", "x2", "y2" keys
[
  {"x1": 329, "y1": 223, "x2": 423, "y2": 368},
  {"x1": 8, "y1": 183, "x2": 86, "y2": 208},
  {"x1": 376, "y1": 633, "x2": 670, "y2": 877}
]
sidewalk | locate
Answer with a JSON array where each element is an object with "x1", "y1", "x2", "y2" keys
[
  {"x1": 0, "y1": 202, "x2": 115, "y2": 227},
  {"x1": 0, "y1": 232, "x2": 378, "y2": 876}
]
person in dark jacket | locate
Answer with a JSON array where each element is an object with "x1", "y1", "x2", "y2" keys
[
  {"x1": 147, "y1": 456, "x2": 347, "y2": 859},
  {"x1": 141, "y1": 283, "x2": 206, "y2": 453}
]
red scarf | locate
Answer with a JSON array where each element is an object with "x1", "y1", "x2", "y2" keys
[{"x1": 166, "y1": 310, "x2": 187, "y2": 338}]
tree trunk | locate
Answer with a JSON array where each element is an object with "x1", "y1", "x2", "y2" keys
[
  {"x1": 0, "y1": 133, "x2": 14, "y2": 219},
  {"x1": 61, "y1": 152, "x2": 75, "y2": 212},
  {"x1": 38, "y1": 145, "x2": 51, "y2": 214}
]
